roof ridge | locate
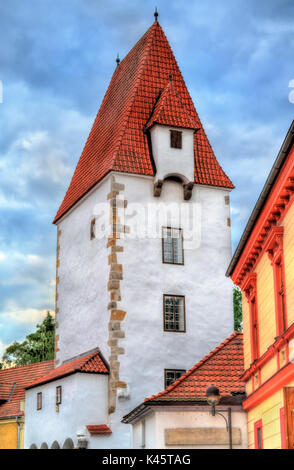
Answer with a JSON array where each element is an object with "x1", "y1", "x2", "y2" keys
[
  {"x1": 144, "y1": 331, "x2": 242, "y2": 402},
  {"x1": 114, "y1": 23, "x2": 157, "y2": 163}
]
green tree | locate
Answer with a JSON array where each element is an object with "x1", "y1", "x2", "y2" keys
[
  {"x1": 233, "y1": 286, "x2": 242, "y2": 331},
  {"x1": 1, "y1": 312, "x2": 55, "y2": 366}
]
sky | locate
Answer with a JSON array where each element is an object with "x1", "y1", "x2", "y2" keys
[{"x1": 0, "y1": 0, "x2": 293, "y2": 356}]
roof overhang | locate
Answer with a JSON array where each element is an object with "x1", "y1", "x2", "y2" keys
[
  {"x1": 122, "y1": 397, "x2": 244, "y2": 424},
  {"x1": 226, "y1": 120, "x2": 294, "y2": 279}
]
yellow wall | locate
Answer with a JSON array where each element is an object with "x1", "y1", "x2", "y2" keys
[
  {"x1": 242, "y1": 199, "x2": 294, "y2": 449},
  {"x1": 0, "y1": 418, "x2": 24, "y2": 449},
  {"x1": 247, "y1": 380, "x2": 294, "y2": 449},
  {"x1": 0, "y1": 420, "x2": 18, "y2": 449},
  {"x1": 255, "y1": 251, "x2": 276, "y2": 356}
]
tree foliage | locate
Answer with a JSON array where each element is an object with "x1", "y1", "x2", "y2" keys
[
  {"x1": 1, "y1": 312, "x2": 55, "y2": 367},
  {"x1": 233, "y1": 286, "x2": 242, "y2": 331}
]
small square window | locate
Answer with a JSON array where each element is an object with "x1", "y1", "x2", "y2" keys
[
  {"x1": 163, "y1": 295, "x2": 185, "y2": 332},
  {"x1": 37, "y1": 392, "x2": 42, "y2": 410},
  {"x1": 56, "y1": 386, "x2": 62, "y2": 405},
  {"x1": 164, "y1": 369, "x2": 186, "y2": 389},
  {"x1": 162, "y1": 227, "x2": 184, "y2": 264},
  {"x1": 90, "y1": 218, "x2": 96, "y2": 240},
  {"x1": 170, "y1": 130, "x2": 182, "y2": 149}
]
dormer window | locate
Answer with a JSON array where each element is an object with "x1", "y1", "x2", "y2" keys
[{"x1": 170, "y1": 130, "x2": 182, "y2": 149}]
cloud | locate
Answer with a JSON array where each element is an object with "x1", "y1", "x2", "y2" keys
[{"x1": 1, "y1": 304, "x2": 55, "y2": 325}]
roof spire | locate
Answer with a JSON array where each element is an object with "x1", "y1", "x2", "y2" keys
[
  {"x1": 116, "y1": 53, "x2": 120, "y2": 67},
  {"x1": 154, "y1": 7, "x2": 158, "y2": 22}
]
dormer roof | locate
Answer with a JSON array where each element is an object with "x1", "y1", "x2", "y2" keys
[{"x1": 145, "y1": 80, "x2": 198, "y2": 131}]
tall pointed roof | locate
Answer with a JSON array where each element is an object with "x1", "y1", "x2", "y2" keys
[{"x1": 54, "y1": 21, "x2": 233, "y2": 223}]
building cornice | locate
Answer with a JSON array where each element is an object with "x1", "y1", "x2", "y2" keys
[
  {"x1": 241, "y1": 321, "x2": 294, "y2": 382},
  {"x1": 227, "y1": 120, "x2": 294, "y2": 283}
]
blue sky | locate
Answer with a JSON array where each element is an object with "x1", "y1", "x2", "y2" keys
[{"x1": 0, "y1": 0, "x2": 293, "y2": 356}]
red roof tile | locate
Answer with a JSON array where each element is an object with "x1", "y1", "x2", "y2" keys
[
  {"x1": 86, "y1": 425, "x2": 112, "y2": 435},
  {"x1": 54, "y1": 21, "x2": 233, "y2": 223},
  {"x1": 145, "y1": 332, "x2": 245, "y2": 402},
  {"x1": 26, "y1": 351, "x2": 109, "y2": 390},
  {"x1": 0, "y1": 360, "x2": 54, "y2": 418}
]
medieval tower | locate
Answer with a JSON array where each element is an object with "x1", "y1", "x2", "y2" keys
[{"x1": 25, "y1": 16, "x2": 234, "y2": 449}]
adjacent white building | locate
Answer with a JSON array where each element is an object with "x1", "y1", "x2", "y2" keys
[{"x1": 25, "y1": 16, "x2": 235, "y2": 449}]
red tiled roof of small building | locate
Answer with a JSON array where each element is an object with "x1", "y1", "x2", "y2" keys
[
  {"x1": 0, "y1": 360, "x2": 54, "y2": 418},
  {"x1": 86, "y1": 424, "x2": 112, "y2": 435},
  {"x1": 54, "y1": 20, "x2": 233, "y2": 223},
  {"x1": 26, "y1": 351, "x2": 109, "y2": 390},
  {"x1": 145, "y1": 332, "x2": 244, "y2": 402}
]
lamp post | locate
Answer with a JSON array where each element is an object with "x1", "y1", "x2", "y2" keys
[{"x1": 206, "y1": 385, "x2": 232, "y2": 449}]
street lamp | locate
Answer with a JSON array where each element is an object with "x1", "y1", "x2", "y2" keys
[{"x1": 205, "y1": 385, "x2": 232, "y2": 449}]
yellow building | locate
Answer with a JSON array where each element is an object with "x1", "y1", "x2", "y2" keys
[
  {"x1": 0, "y1": 360, "x2": 53, "y2": 449},
  {"x1": 227, "y1": 120, "x2": 294, "y2": 449}
]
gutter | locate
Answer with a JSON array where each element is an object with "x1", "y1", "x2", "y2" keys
[{"x1": 226, "y1": 120, "x2": 294, "y2": 278}]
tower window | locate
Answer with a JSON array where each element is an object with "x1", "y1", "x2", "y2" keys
[
  {"x1": 37, "y1": 392, "x2": 42, "y2": 410},
  {"x1": 164, "y1": 369, "x2": 186, "y2": 388},
  {"x1": 90, "y1": 218, "x2": 96, "y2": 240},
  {"x1": 162, "y1": 227, "x2": 184, "y2": 265},
  {"x1": 163, "y1": 295, "x2": 185, "y2": 332},
  {"x1": 170, "y1": 130, "x2": 182, "y2": 149},
  {"x1": 56, "y1": 386, "x2": 62, "y2": 405}
]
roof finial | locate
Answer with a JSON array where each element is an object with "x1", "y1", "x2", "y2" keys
[
  {"x1": 116, "y1": 53, "x2": 120, "y2": 67},
  {"x1": 154, "y1": 7, "x2": 158, "y2": 22}
]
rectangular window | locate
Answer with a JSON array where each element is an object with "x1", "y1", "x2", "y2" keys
[
  {"x1": 251, "y1": 300, "x2": 259, "y2": 362},
  {"x1": 164, "y1": 369, "x2": 186, "y2": 389},
  {"x1": 37, "y1": 392, "x2": 42, "y2": 410},
  {"x1": 163, "y1": 295, "x2": 185, "y2": 332},
  {"x1": 170, "y1": 130, "x2": 182, "y2": 149},
  {"x1": 56, "y1": 386, "x2": 62, "y2": 405},
  {"x1": 254, "y1": 420, "x2": 263, "y2": 449},
  {"x1": 90, "y1": 218, "x2": 96, "y2": 240},
  {"x1": 275, "y1": 261, "x2": 287, "y2": 334},
  {"x1": 162, "y1": 228, "x2": 184, "y2": 265}
]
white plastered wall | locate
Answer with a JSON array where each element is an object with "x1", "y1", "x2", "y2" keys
[
  {"x1": 24, "y1": 373, "x2": 108, "y2": 449},
  {"x1": 132, "y1": 407, "x2": 248, "y2": 449},
  {"x1": 52, "y1": 170, "x2": 233, "y2": 448}
]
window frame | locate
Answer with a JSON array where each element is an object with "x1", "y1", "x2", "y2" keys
[
  {"x1": 37, "y1": 392, "x2": 42, "y2": 411},
  {"x1": 164, "y1": 369, "x2": 186, "y2": 389},
  {"x1": 90, "y1": 218, "x2": 96, "y2": 240},
  {"x1": 242, "y1": 273, "x2": 259, "y2": 362},
  {"x1": 163, "y1": 294, "x2": 186, "y2": 333},
  {"x1": 254, "y1": 419, "x2": 263, "y2": 449},
  {"x1": 264, "y1": 226, "x2": 287, "y2": 336},
  {"x1": 170, "y1": 130, "x2": 182, "y2": 149},
  {"x1": 162, "y1": 227, "x2": 184, "y2": 265},
  {"x1": 56, "y1": 386, "x2": 62, "y2": 405}
]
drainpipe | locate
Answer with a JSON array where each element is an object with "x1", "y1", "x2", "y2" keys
[{"x1": 16, "y1": 416, "x2": 21, "y2": 449}]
